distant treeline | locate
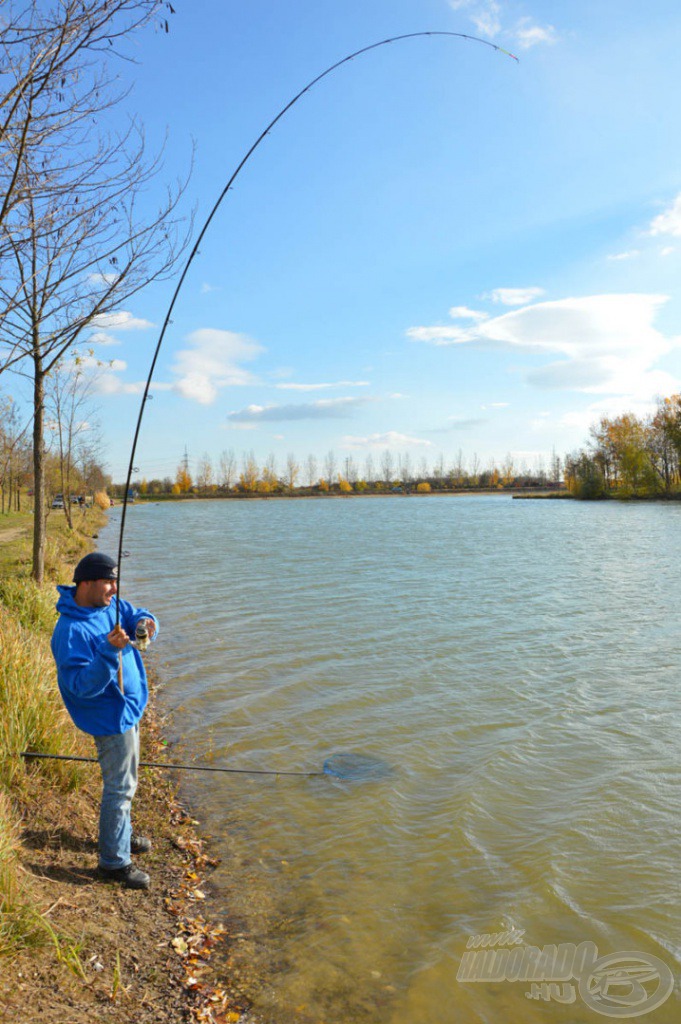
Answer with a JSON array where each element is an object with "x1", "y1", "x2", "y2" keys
[{"x1": 114, "y1": 448, "x2": 566, "y2": 498}]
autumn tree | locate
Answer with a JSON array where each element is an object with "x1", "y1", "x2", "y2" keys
[
  {"x1": 175, "y1": 462, "x2": 192, "y2": 493},
  {"x1": 239, "y1": 451, "x2": 259, "y2": 492},
  {"x1": 565, "y1": 451, "x2": 607, "y2": 499}
]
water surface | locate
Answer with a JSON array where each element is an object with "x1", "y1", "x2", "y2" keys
[{"x1": 101, "y1": 495, "x2": 681, "y2": 1022}]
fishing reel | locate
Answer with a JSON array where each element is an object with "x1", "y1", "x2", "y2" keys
[{"x1": 131, "y1": 619, "x2": 152, "y2": 651}]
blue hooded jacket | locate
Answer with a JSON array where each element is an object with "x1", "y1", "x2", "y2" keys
[{"x1": 51, "y1": 586, "x2": 158, "y2": 736}]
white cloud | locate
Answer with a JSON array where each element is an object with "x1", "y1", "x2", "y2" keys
[
  {"x1": 200, "y1": 282, "x2": 219, "y2": 294},
  {"x1": 607, "y1": 249, "x2": 640, "y2": 261},
  {"x1": 409, "y1": 293, "x2": 680, "y2": 401},
  {"x1": 172, "y1": 328, "x2": 263, "y2": 405},
  {"x1": 449, "y1": 305, "x2": 489, "y2": 321},
  {"x1": 93, "y1": 374, "x2": 145, "y2": 396},
  {"x1": 227, "y1": 396, "x2": 368, "y2": 423},
  {"x1": 490, "y1": 286, "x2": 545, "y2": 305},
  {"x1": 275, "y1": 380, "x2": 370, "y2": 391},
  {"x1": 449, "y1": 3, "x2": 555, "y2": 50},
  {"x1": 92, "y1": 373, "x2": 173, "y2": 397},
  {"x1": 91, "y1": 310, "x2": 155, "y2": 331},
  {"x1": 650, "y1": 193, "x2": 681, "y2": 237},
  {"x1": 341, "y1": 431, "x2": 433, "y2": 451},
  {"x1": 660, "y1": 246, "x2": 676, "y2": 257},
  {"x1": 561, "y1": 394, "x2": 668, "y2": 432},
  {"x1": 89, "y1": 331, "x2": 120, "y2": 347},
  {"x1": 406, "y1": 324, "x2": 472, "y2": 345},
  {"x1": 512, "y1": 18, "x2": 557, "y2": 50},
  {"x1": 449, "y1": 0, "x2": 502, "y2": 37}
]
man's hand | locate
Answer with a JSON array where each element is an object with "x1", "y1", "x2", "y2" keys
[{"x1": 107, "y1": 624, "x2": 130, "y2": 649}]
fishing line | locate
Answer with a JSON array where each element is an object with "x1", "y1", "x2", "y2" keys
[
  {"x1": 105, "y1": 31, "x2": 516, "y2": 776},
  {"x1": 114, "y1": 30, "x2": 518, "y2": 610},
  {"x1": 20, "y1": 750, "x2": 392, "y2": 781}
]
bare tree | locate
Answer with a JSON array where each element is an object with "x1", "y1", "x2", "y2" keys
[
  {"x1": 379, "y1": 449, "x2": 394, "y2": 486},
  {"x1": 196, "y1": 452, "x2": 214, "y2": 491},
  {"x1": 46, "y1": 358, "x2": 99, "y2": 527},
  {"x1": 305, "y1": 453, "x2": 318, "y2": 488},
  {"x1": 0, "y1": 396, "x2": 31, "y2": 513},
  {"x1": 218, "y1": 448, "x2": 236, "y2": 491},
  {"x1": 469, "y1": 452, "x2": 480, "y2": 487},
  {"x1": 0, "y1": 1, "x2": 174, "y2": 256},
  {"x1": 399, "y1": 452, "x2": 413, "y2": 488},
  {"x1": 323, "y1": 449, "x2": 337, "y2": 488},
  {"x1": 363, "y1": 453, "x2": 375, "y2": 483},
  {"x1": 285, "y1": 452, "x2": 299, "y2": 493},
  {"x1": 342, "y1": 454, "x2": 358, "y2": 484},
  {"x1": 550, "y1": 447, "x2": 562, "y2": 486},
  {"x1": 0, "y1": 0, "x2": 189, "y2": 581}
]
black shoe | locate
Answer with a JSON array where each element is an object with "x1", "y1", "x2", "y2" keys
[
  {"x1": 99, "y1": 863, "x2": 150, "y2": 890},
  {"x1": 131, "y1": 833, "x2": 152, "y2": 854}
]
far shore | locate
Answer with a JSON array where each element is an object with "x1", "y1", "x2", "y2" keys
[{"x1": 115, "y1": 486, "x2": 568, "y2": 504}]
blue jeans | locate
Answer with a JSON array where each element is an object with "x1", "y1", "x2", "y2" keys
[{"x1": 93, "y1": 724, "x2": 139, "y2": 869}]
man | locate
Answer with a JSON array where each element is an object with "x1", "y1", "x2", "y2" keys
[{"x1": 51, "y1": 551, "x2": 158, "y2": 890}]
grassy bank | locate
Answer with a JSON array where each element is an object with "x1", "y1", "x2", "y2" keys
[{"x1": 0, "y1": 509, "x2": 100, "y2": 955}]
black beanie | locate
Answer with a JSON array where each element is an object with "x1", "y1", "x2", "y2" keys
[{"x1": 73, "y1": 552, "x2": 118, "y2": 583}]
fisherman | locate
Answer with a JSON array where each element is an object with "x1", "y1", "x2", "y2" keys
[{"x1": 51, "y1": 552, "x2": 158, "y2": 890}]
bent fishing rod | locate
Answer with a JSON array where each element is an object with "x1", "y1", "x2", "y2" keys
[
  {"x1": 114, "y1": 30, "x2": 518, "y2": 616},
  {"x1": 21, "y1": 751, "x2": 323, "y2": 777},
  {"x1": 20, "y1": 750, "x2": 391, "y2": 781}
]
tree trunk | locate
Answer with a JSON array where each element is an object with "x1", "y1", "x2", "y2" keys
[{"x1": 32, "y1": 362, "x2": 46, "y2": 583}]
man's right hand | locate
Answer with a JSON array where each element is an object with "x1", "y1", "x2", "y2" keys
[{"x1": 107, "y1": 625, "x2": 130, "y2": 649}]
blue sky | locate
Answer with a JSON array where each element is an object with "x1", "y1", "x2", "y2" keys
[{"x1": 70, "y1": 0, "x2": 681, "y2": 481}]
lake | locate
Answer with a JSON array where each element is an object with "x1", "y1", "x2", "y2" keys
[{"x1": 100, "y1": 494, "x2": 681, "y2": 1022}]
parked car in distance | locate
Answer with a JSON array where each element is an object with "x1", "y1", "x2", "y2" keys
[{"x1": 51, "y1": 495, "x2": 64, "y2": 509}]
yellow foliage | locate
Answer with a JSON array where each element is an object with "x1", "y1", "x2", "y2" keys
[
  {"x1": 93, "y1": 490, "x2": 110, "y2": 511},
  {"x1": 416, "y1": 481, "x2": 431, "y2": 493},
  {"x1": 175, "y1": 466, "x2": 192, "y2": 493},
  {"x1": 318, "y1": 479, "x2": 329, "y2": 492},
  {"x1": 338, "y1": 478, "x2": 352, "y2": 493}
]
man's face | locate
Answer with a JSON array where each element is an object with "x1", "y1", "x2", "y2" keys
[{"x1": 76, "y1": 578, "x2": 117, "y2": 607}]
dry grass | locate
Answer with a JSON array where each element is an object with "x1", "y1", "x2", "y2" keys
[{"x1": 0, "y1": 509, "x2": 105, "y2": 954}]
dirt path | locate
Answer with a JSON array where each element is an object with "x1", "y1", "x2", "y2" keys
[{"x1": 0, "y1": 525, "x2": 26, "y2": 543}]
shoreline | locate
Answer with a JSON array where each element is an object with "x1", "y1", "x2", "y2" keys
[
  {"x1": 123, "y1": 486, "x2": 567, "y2": 504},
  {"x1": 0, "y1": 509, "x2": 259, "y2": 1024}
]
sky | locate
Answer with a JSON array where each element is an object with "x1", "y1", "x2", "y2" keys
[{"x1": 25, "y1": 0, "x2": 681, "y2": 481}]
